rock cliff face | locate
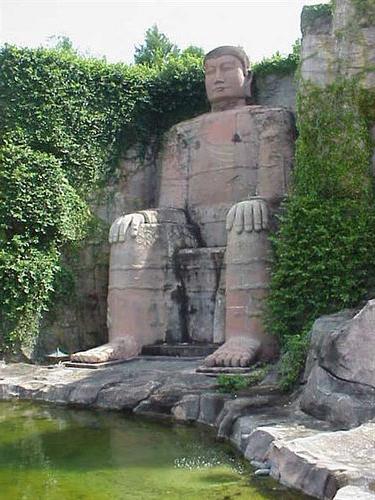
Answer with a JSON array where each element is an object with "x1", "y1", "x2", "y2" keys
[
  {"x1": 300, "y1": 0, "x2": 375, "y2": 170},
  {"x1": 300, "y1": 1, "x2": 375, "y2": 88},
  {"x1": 300, "y1": 302, "x2": 375, "y2": 428},
  {"x1": 297, "y1": 0, "x2": 375, "y2": 430}
]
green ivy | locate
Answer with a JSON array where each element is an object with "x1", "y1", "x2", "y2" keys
[
  {"x1": 0, "y1": 45, "x2": 207, "y2": 354},
  {"x1": 267, "y1": 80, "x2": 375, "y2": 390},
  {"x1": 252, "y1": 41, "x2": 300, "y2": 78},
  {"x1": 301, "y1": 3, "x2": 333, "y2": 32},
  {"x1": 217, "y1": 366, "x2": 269, "y2": 394}
]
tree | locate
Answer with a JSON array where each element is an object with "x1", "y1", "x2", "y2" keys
[
  {"x1": 182, "y1": 45, "x2": 205, "y2": 58},
  {"x1": 134, "y1": 24, "x2": 179, "y2": 66},
  {"x1": 46, "y1": 35, "x2": 76, "y2": 52}
]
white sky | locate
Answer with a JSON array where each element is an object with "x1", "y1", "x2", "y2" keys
[{"x1": 0, "y1": 0, "x2": 328, "y2": 65}]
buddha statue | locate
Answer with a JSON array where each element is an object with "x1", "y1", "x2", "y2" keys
[{"x1": 71, "y1": 46, "x2": 294, "y2": 367}]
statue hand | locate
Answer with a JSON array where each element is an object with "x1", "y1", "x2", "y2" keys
[
  {"x1": 226, "y1": 198, "x2": 269, "y2": 234},
  {"x1": 109, "y1": 210, "x2": 158, "y2": 243}
]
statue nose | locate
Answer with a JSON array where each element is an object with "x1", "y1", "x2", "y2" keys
[{"x1": 215, "y1": 68, "x2": 224, "y2": 82}]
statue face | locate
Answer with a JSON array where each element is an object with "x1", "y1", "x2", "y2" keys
[{"x1": 204, "y1": 55, "x2": 246, "y2": 107}]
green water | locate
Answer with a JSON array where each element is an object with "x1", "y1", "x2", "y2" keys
[{"x1": 0, "y1": 401, "x2": 309, "y2": 500}]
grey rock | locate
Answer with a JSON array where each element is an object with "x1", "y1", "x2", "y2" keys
[
  {"x1": 301, "y1": 365, "x2": 375, "y2": 428},
  {"x1": 245, "y1": 424, "x2": 318, "y2": 463},
  {"x1": 254, "y1": 468, "x2": 270, "y2": 477},
  {"x1": 320, "y1": 301, "x2": 375, "y2": 387},
  {"x1": 217, "y1": 390, "x2": 287, "y2": 440},
  {"x1": 198, "y1": 393, "x2": 231, "y2": 427},
  {"x1": 250, "y1": 460, "x2": 269, "y2": 469},
  {"x1": 334, "y1": 486, "x2": 375, "y2": 500},
  {"x1": 301, "y1": 300, "x2": 375, "y2": 428},
  {"x1": 96, "y1": 381, "x2": 160, "y2": 410},
  {"x1": 268, "y1": 423, "x2": 375, "y2": 500},
  {"x1": 172, "y1": 394, "x2": 200, "y2": 422},
  {"x1": 303, "y1": 309, "x2": 355, "y2": 382}
]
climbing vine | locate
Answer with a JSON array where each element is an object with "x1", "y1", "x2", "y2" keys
[
  {"x1": 267, "y1": 80, "x2": 375, "y2": 390},
  {"x1": 0, "y1": 45, "x2": 206, "y2": 354}
]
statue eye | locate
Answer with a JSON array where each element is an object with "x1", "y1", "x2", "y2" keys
[
  {"x1": 205, "y1": 66, "x2": 215, "y2": 75},
  {"x1": 222, "y1": 64, "x2": 235, "y2": 71}
]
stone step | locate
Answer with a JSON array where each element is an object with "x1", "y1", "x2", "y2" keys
[{"x1": 141, "y1": 343, "x2": 220, "y2": 357}]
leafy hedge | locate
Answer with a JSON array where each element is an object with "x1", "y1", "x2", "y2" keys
[
  {"x1": 0, "y1": 45, "x2": 207, "y2": 354},
  {"x1": 267, "y1": 81, "x2": 375, "y2": 389}
]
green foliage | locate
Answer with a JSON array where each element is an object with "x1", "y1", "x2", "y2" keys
[
  {"x1": 47, "y1": 35, "x2": 76, "y2": 53},
  {"x1": 0, "y1": 44, "x2": 207, "y2": 353},
  {"x1": 301, "y1": 3, "x2": 333, "y2": 31},
  {"x1": 217, "y1": 367, "x2": 269, "y2": 394},
  {"x1": 252, "y1": 40, "x2": 300, "y2": 78},
  {"x1": 351, "y1": 0, "x2": 375, "y2": 25},
  {"x1": 267, "y1": 80, "x2": 375, "y2": 389},
  {"x1": 278, "y1": 333, "x2": 309, "y2": 391},
  {"x1": 134, "y1": 24, "x2": 179, "y2": 66}
]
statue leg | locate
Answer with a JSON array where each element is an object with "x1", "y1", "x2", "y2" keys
[
  {"x1": 71, "y1": 210, "x2": 196, "y2": 363},
  {"x1": 204, "y1": 198, "x2": 278, "y2": 367}
]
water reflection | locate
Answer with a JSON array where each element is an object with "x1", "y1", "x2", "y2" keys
[{"x1": 0, "y1": 401, "x2": 310, "y2": 500}]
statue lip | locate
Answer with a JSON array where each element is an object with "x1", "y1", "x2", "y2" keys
[{"x1": 213, "y1": 86, "x2": 228, "y2": 92}]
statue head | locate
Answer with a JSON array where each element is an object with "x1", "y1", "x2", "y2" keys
[{"x1": 204, "y1": 46, "x2": 252, "y2": 112}]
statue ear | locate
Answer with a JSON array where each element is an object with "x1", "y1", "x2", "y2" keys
[{"x1": 244, "y1": 70, "x2": 253, "y2": 99}]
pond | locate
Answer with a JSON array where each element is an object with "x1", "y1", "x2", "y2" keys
[{"x1": 0, "y1": 401, "x2": 311, "y2": 500}]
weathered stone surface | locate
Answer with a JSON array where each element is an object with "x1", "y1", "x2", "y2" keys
[
  {"x1": 300, "y1": 5, "x2": 336, "y2": 86},
  {"x1": 319, "y1": 301, "x2": 375, "y2": 387},
  {"x1": 197, "y1": 393, "x2": 231, "y2": 426},
  {"x1": 300, "y1": 0, "x2": 375, "y2": 89},
  {"x1": 268, "y1": 423, "x2": 375, "y2": 500},
  {"x1": 301, "y1": 301, "x2": 375, "y2": 428},
  {"x1": 171, "y1": 394, "x2": 200, "y2": 421},
  {"x1": 303, "y1": 309, "x2": 355, "y2": 382},
  {"x1": 254, "y1": 73, "x2": 296, "y2": 112},
  {"x1": 301, "y1": 365, "x2": 375, "y2": 428},
  {"x1": 217, "y1": 388, "x2": 287, "y2": 440},
  {"x1": 177, "y1": 247, "x2": 225, "y2": 343},
  {"x1": 96, "y1": 380, "x2": 160, "y2": 410},
  {"x1": 245, "y1": 424, "x2": 322, "y2": 463},
  {"x1": 334, "y1": 486, "x2": 375, "y2": 500}
]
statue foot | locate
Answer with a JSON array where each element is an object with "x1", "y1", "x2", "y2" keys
[
  {"x1": 204, "y1": 337, "x2": 260, "y2": 367},
  {"x1": 70, "y1": 337, "x2": 140, "y2": 364}
]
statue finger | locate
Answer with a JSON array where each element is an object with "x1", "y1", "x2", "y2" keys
[
  {"x1": 109, "y1": 217, "x2": 122, "y2": 243},
  {"x1": 253, "y1": 201, "x2": 262, "y2": 232},
  {"x1": 148, "y1": 211, "x2": 158, "y2": 224},
  {"x1": 260, "y1": 201, "x2": 269, "y2": 230},
  {"x1": 234, "y1": 204, "x2": 244, "y2": 234},
  {"x1": 118, "y1": 215, "x2": 132, "y2": 242},
  {"x1": 130, "y1": 213, "x2": 144, "y2": 238},
  {"x1": 226, "y1": 205, "x2": 236, "y2": 232},
  {"x1": 140, "y1": 210, "x2": 157, "y2": 224},
  {"x1": 244, "y1": 203, "x2": 254, "y2": 232}
]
